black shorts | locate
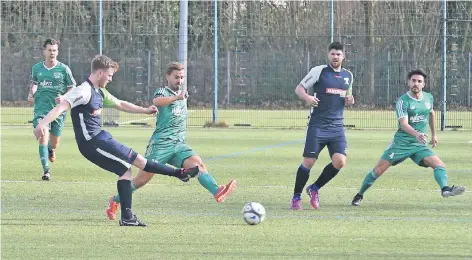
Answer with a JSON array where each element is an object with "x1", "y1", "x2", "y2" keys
[
  {"x1": 303, "y1": 126, "x2": 347, "y2": 159},
  {"x1": 77, "y1": 130, "x2": 138, "y2": 176}
]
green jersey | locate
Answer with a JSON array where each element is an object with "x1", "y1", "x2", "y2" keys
[
  {"x1": 31, "y1": 61, "x2": 76, "y2": 115},
  {"x1": 152, "y1": 87, "x2": 187, "y2": 143},
  {"x1": 394, "y1": 92, "x2": 434, "y2": 144}
]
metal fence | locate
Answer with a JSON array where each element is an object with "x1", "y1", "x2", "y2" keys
[{"x1": 1, "y1": 1, "x2": 471, "y2": 129}]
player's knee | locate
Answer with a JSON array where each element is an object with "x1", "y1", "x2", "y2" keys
[
  {"x1": 119, "y1": 168, "x2": 132, "y2": 180},
  {"x1": 332, "y1": 159, "x2": 346, "y2": 170},
  {"x1": 302, "y1": 158, "x2": 316, "y2": 169},
  {"x1": 196, "y1": 162, "x2": 207, "y2": 173}
]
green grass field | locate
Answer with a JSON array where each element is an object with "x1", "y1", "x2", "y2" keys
[
  {"x1": 2, "y1": 107, "x2": 472, "y2": 129},
  {"x1": 1, "y1": 126, "x2": 471, "y2": 259}
]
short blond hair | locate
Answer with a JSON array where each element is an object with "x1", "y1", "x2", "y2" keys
[
  {"x1": 166, "y1": 61, "x2": 184, "y2": 75},
  {"x1": 91, "y1": 55, "x2": 119, "y2": 72}
]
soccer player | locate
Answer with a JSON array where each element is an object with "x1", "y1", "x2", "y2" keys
[
  {"x1": 28, "y1": 38, "x2": 76, "y2": 181},
  {"x1": 291, "y1": 42, "x2": 355, "y2": 210},
  {"x1": 105, "y1": 61, "x2": 237, "y2": 220},
  {"x1": 33, "y1": 55, "x2": 199, "y2": 226},
  {"x1": 351, "y1": 69, "x2": 466, "y2": 206}
]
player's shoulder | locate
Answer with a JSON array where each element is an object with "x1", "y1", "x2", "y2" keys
[
  {"x1": 397, "y1": 93, "x2": 410, "y2": 103},
  {"x1": 154, "y1": 87, "x2": 170, "y2": 96},
  {"x1": 310, "y1": 65, "x2": 329, "y2": 72},
  {"x1": 56, "y1": 61, "x2": 72, "y2": 71},
  {"x1": 31, "y1": 62, "x2": 44, "y2": 70},
  {"x1": 341, "y1": 67, "x2": 353, "y2": 76},
  {"x1": 423, "y1": 91, "x2": 434, "y2": 99}
]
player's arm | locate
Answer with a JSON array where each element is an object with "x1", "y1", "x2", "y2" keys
[
  {"x1": 429, "y1": 97, "x2": 438, "y2": 147},
  {"x1": 396, "y1": 99, "x2": 427, "y2": 144},
  {"x1": 296, "y1": 66, "x2": 323, "y2": 106},
  {"x1": 28, "y1": 66, "x2": 38, "y2": 104},
  {"x1": 33, "y1": 100, "x2": 71, "y2": 140},
  {"x1": 153, "y1": 90, "x2": 187, "y2": 107},
  {"x1": 102, "y1": 89, "x2": 156, "y2": 115},
  {"x1": 345, "y1": 70, "x2": 355, "y2": 105}
]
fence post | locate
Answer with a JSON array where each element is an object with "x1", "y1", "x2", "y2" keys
[
  {"x1": 441, "y1": 0, "x2": 447, "y2": 131},
  {"x1": 213, "y1": 0, "x2": 218, "y2": 124},
  {"x1": 68, "y1": 46, "x2": 71, "y2": 68},
  {"x1": 147, "y1": 49, "x2": 151, "y2": 101},
  {"x1": 98, "y1": 0, "x2": 103, "y2": 55},
  {"x1": 387, "y1": 51, "x2": 391, "y2": 105},
  {"x1": 468, "y1": 52, "x2": 471, "y2": 107},
  {"x1": 226, "y1": 51, "x2": 231, "y2": 106}
]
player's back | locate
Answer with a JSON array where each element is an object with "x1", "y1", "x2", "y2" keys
[
  {"x1": 306, "y1": 65, "x2": 353, "y2": 129},
  {"x1": 394, "y1": 92, "x2": 434, "y2": 144},
  {"x1": 152, "y1": 87, "x2": 187, "y2": 143}
]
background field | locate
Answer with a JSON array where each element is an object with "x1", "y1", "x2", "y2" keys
[
  {"x1": 2, "y1": 107, "x2": 472, "y2": 129},
  {"x1": 1, "y1": 126, "x2": 471, "y2": 259}
]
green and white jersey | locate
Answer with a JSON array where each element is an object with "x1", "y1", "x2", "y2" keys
[
  {"x1": 151, "y1": 87, "x2": 187, "y2": 144},
  {"x1": 31, "y1": 61, "x2": 76, "y2": 115},
  {"x1": 394, "y1": 91, "x2": 434, "y2": 144}
]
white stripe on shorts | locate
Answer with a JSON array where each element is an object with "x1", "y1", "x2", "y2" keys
[{"x1": 96, "y1": 148, "x2": 131, "y2": 169}]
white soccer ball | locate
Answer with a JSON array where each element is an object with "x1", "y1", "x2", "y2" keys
[{"x1": 242, "y1": 202, "x2": 266, "y2": 225}]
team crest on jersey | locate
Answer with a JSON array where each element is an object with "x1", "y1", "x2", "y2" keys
[
  {"x1": 344, "y1": 78, "x2": 350, "y2": 85},
  {"x1": 53, "y1": 72, "x2": 63, "y2": 79},
  {"x1": 410, "y1": 105, "x2": 415, "y2": 110},
  {"x1": 425, "y1": 102, "x2": 431, "y2": 109}
]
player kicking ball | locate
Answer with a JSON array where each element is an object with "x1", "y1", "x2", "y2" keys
[
  {"x1": 351, "y1": 69, "x2": 466, "y2": 206},
  {"x1": 106, "y1": 62, "x2": 236, "y2": 220}
]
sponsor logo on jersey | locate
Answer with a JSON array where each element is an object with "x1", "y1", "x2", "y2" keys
[
  {"x1": 409, "y1": 114, "x2": 427, "y2": 123},
  {"x1": 53, "y1": 72, "x2": 63, "y2": 79},
  {"x1": 172, "y1": 107, "x2": 184, "y2": 116},
  {"x1": 326, "y1": 88, "x2": 347, "y2": 97}
]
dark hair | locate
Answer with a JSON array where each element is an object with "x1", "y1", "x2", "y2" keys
[
  {"x1": 91, "y1": 55, "x2": 119, "y2": 72},
  {"x1": 328, "y1": 41, "x2": 344, "y2": 51},
  {"x1": 43, "y1": 38, "x2": 60, "y2": 49},
  {"x1": 407, "y1": 69, "x2": 427, "y2": 80},
  {"x1": 166, "y1": 61, "x2": 184, "y2": 75}
]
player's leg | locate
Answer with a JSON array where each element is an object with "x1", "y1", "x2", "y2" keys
[
  {"x1": 352, "y1": 142, "x2": 409, "y2": 206},
  {"x1": 33, "y1": 116, "x2": 52, "y2": 180},
  {"x1": 47, "y1": 114, "x2": 65, "y2": 163},
  {"x1": 291, "y1": 126, "x2": 325, "y2": 210},
  {"x1": 305, "y1": 133, "x2": 346, "y2": 209},
  {"x1": 414, "y1": 152, "x2": 466, "y2": 198},
  {"x1": 179, "y1": 149, "x2": 237, "y2": 203},
  {"x1": 351, "y1": 159, "x2": 391, "y2": 206},
  {"x1": 77, "y1": 139, "x2": 146, "y2": 226}
]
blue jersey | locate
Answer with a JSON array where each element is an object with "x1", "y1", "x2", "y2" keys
[
  {"x1": 300, "y1": 65, "x2": 353, "y2": 128},
  {"x1": 64, "y1": 79, "x2": 119, "y2": 143}
]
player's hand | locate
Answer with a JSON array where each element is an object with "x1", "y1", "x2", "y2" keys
[
  {"x1": 55, "y1": 95, "x2": 64, "y2": 104},
  {"x1": 345, "y1": 95, "x2": 355, "y2": 105},
  {"x1": 27, "y1": 95, "x2": 34, "y2": 105},
  {"x1": 415, "y1": 133, "x2": 428, "y2": 144},
  {"x1": 429, "y1": 135, "x2": 438, "y2": 148},
  {"x1": 304, "y1": 95, "x2": 319, "y2": 107},
  {"x1": 176, "y1": 90, "x2": 188, "y2": 100},
  {"x1": 33, "y1": 125, "x2": 46, "y2": 140},
  {"x1": 146, "y1": 105, "x2": 158, "y2": 115}
]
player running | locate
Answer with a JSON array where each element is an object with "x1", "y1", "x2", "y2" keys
[
  {"x1": 28, "y1": 38, "x2": 76, "y2": 180},
  {"x1": 351, "y1": 69, "x2": 466, "y2": 206}
]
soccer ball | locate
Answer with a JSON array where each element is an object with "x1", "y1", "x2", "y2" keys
[{"x1": 242, "y1": 202, "x2": 266, "y2": 225}]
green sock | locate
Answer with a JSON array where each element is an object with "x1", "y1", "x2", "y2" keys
[
  {"x1": 198, "y1": 172, "x2": 219, "y2": 195},
  {"x1": 358, "y1": 170, "x2": 379, "y2": 195},
  {"x1": 433, "y1": 166, "x2": 448, "y2": 189},
  {"x1": 113, "y1": 181, "x2": 136, "y2": 203},
  {"x1": 39, "y1": 144, "x2": 49, "y2": 172}
]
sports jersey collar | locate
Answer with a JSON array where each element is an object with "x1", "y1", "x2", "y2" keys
[
  {"x1": 328, "y1": 64, "x2": 342, "y2": 72},
  {"x1": 407, "y1": 91, "x2": 423, "y2": 101},
  {"x1": 42, "y1": 61, "x2": 59, "y2": 70},
  {"x1": 165, "y1": 86, "x2": 180, "y2": 95}
]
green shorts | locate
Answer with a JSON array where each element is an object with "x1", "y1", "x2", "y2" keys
[
  {"x1": 32, "y1": 112, "x2": 66, "y2": 137},
  {"x1": 144, "y1": 141, "x2": 197, "y2": 168},
  {"x1": 380, "y1": 141, "x2": 435, "y2": 167}
]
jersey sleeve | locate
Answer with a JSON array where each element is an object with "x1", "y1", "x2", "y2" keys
[
  {"x1": 345, "y1": 70, "x2": 354, "y2": 96},
  {"x1": 100, "y1": 88, "x2": 120, "y2": 108},
  {"x1": 299, "y1": 65, "x2": 325, "y2": 89},
  {"x1": 31, "y1": 65, "x2": 38, "y2": 84},
  {"x1": 429, "y1": 94, "x2": 434, "y2": 112},
  {"x1": 153, "y1": 87, "x2": 168, "y2": 98},
  {"x1": 64, "y1": 83, "x2": 92, "y2": 109},
  {"x1": 395, "y1": 97, "x2": 408, "y2": 121},
  {"x1": 64, "y1": 65, "x2": 76, "y2": 88}
]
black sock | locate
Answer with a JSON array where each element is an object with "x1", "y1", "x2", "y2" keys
[
  {"x1": 313, "y1": 163, "x2": 340, "y2": 190},
  {"x1": 117, "y1": 180, "x2": 133, "y2": 219},
  {"x1": 294, "y1": 164, "x2": 311, "y2": 195},
  {"x1": 144, "y1": 160, "x2": 178, "y2": 176}
]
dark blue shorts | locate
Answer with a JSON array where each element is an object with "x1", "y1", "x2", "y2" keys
[
  {"x1": 77, "y1": 130, "x2": 138, "y2": 176},
  {"x1": 302, "y1": 126, "x2": 347, "y2": 159}
]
